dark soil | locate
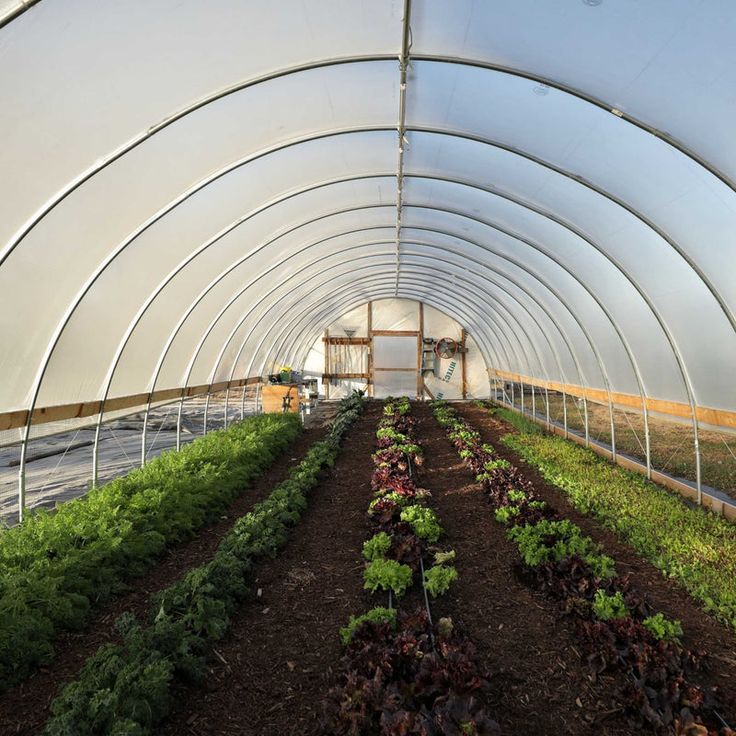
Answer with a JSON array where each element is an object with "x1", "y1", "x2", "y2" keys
[
  {"x1": 164, "y1": 400, "x2": 640, "y2": 736},
  {"x1": 0, "y1": 424, "x2": 328, "y2": 736},
  {"x1": 452, "y1": 402, "x2": 736, "y2": 729},
  {"x1": 412, "y1": 403, "x2": 635, "y2": 736},
  {"x1": 14, "y1": 400, "x2": 736, "y2": 736},
  {"x1": 161, "y1": 402, "x2": 383, "y2": 736}
]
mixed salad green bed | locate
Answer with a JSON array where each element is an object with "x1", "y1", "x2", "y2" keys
[
  {"x1": 43, "y1": 392, "x2": 364, "y2": 736},
  {"x1": 497, "y1": 411, "x2": 736, "y2": 630},
  {"x1": 435, "y1": 402, "x2": 730, "y2": 734},
  {"x1": 323, "y1": 397, "x2": 497, "y2": 735},
  {"x1": 0, "y1": 411, "x2": 302, "y2": 690}
]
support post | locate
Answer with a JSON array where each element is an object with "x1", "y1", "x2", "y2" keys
[
  {"x1": 17, "y1": 433, "x2": 28, "y2": 524},
  {"x1": 324, "y1": 329, "x2": 330, "y2": 400},
  {"x1": 241, "y1": 385, "x2": 247, "y2": 420},
  {"x1": 608, "y1": 401, "x2": 617, "y2": 462},
  {"x1": 545, "y1": 387, "x2": 550, "y2": 431},
  {"x1": 643, "y1": 404, "x2": 652, "y2": 479},
  {"x1": 176, "y1": 397, "x2": 184, "y2": 451},
  {"x1": 203, "y1": 392, "x2": 211, "y2": 435},
  {"x1": 141, "y1": 404, "x2": 149, "y2": 467},
  {"x1": 367, "y1": 302, "x2": 373, "y2": 398},
  {"x1": 583, "y1": 395, "x2": 590, "y2": 446},
  {"x1": 417, "y1": 302, "x2": 424, "y2": 400},
  {"x1": 91, "y1": 394, "x2": 120, "y2": 486},
  {"x1": 223, "y1": 388, "x2": 230, "y2": 429},
  {"x1": 694, "y1": 416, "x2": 702, "y2": 505},
  {"x1": 520, "y1": 380, "x2": 525, "y2": 416},
  {"x1": 511, "y1": 382, "x2": 515, "y2": 410},
  {"x1": 562, "y1": 391, "x2": 568, "y2": 439},
  {"x1": 531, "y1": 384, "x2": 536, "y2": 418},
  {"x1": 460, "y1": 328, "x2": 467, "y2": 400},
  {"x1": 92, "y1": 415, "x2": 102, "y2": 488}
]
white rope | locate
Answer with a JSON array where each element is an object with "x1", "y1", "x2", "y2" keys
[
  {"x1": 38, "y1": 428, "x2": 82, "y2": 493},
  {"x1": 720, "y1": 435, "x2": 736, "y2": 463},
  {"x1": 145, "y1": 404, "x2": 175, "y2": 460},
  {"x1": 621, "y1": 409, "x2": 647, "y2": 456},
  {"x1": 107, "y1": 424, "x2": 137, "y2": 470},
  {"x1": 657, "y1": 431, "x2": 692, "y2": 474}
]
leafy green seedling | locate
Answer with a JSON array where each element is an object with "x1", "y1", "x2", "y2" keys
[
  {"x1": 363, "y1": 559, "x2": 413, "y2": 597},
  {"x1": 643, "y1": 612, "x2": 683, "y2": 643},
  {"x1": 362, "y1": 532, "x2": 391, "y2": 561},
  {"x1": 339, "y1": 607, "x2": 397, "y2": 645},
  {"x1": 400, "y1": 505, "x2": 443, "y2": 543},
  {"x1": 423, "y1": 564, "x2": 458, "y2": 598},
  {"x1": 591, "y1": 589, "x2": 628, "y2": 621}
]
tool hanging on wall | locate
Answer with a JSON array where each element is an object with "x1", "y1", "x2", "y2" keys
[{"x1": 421, "y1": 337, "x2": 437, "y2": 377}]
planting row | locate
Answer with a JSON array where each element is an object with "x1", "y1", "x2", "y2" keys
[
  {"x1": 0, "y1": 411, "x2": 303, "y2": 690},
  {"x1": 433, "y1": 402, "x2": 733, "y2": 736},
  {"x1": 323, "y1": 397, "x2": 499, "y2": 735},
  {"x1": 42, "y1": 393, "x2": 365, "y2": 736},
  {"x1": 490, "y1": 403, "x2": 736, "y2": 631}
]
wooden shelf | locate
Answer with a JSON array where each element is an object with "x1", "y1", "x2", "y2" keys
[{"x1": 322, "y1": 336, "x2": 370, "y2": 345}]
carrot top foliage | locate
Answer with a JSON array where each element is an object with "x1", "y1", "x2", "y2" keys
[{"x1": 0, "y1": 411, "x2": 302, "y2": 689}]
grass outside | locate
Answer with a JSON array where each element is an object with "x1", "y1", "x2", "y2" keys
[{"x1": 508, "y1": 392, "x2": 736, "y2": 495}]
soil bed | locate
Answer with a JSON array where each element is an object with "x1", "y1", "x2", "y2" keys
[
  {"x1": 20, "y1": 400, "x2": 735, "y2": 736},
  {"x1": 412, "y1": 402, "x2": 635, "y2": 736},
  {"x1": 0, "y1": 424, "x2": 328, "y2": 736},
  {"x1": 161, "y1": 402, "x2": 383, "y2": 736},
  {"x1": 163, "y1": 400, "x2": 642, "y2": 735},
  {"x1": 453, "y1": 402, "x2": 736, "y2": 729}
]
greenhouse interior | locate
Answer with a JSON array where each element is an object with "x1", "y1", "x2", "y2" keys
[{"x1": 0, "y1": 1, "x2": 735, "y2": 734}]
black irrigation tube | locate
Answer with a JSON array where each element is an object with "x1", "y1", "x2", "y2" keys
[
  {"x1": 399, "y1": 433, "x2": 434, "y2": 640},
  {"x1": 378, "y1": 402, "x2": 436, "y2": 644},
  {"x1": 364, "y1": 399, "x2": 436, "y2": 631},
  {"x1": 418, "y1": 555, "x2": 435, "y2": 631},
  {"x1": 399, "y1": 438, "x2": 434, "y2": 631},
  {"x1": 389, "y1": 552, "x2": 436, "y2": 648},
  {"x1": 323, "y1": 398, "x2": 501, "y2": 735}
]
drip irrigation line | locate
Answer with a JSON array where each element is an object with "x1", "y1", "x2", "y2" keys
[
  {"x1": 713, "y1": 708, "x2": 732, "y2": 731},
  {"x1": 419, "y1": 554, "x2": 436, "y2": 650},
  {"x1": 418, "y1": 555, "x2": 433, "y2": 625}
]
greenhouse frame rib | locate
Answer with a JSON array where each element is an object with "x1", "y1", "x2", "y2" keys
[{"x1": 0, "y1": 1, "x2": 734, "y2": 521}]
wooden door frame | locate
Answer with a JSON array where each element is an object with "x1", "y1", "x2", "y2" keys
[{"x1": 370, "y1": 330, "x2": 421, "y2": 398}]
